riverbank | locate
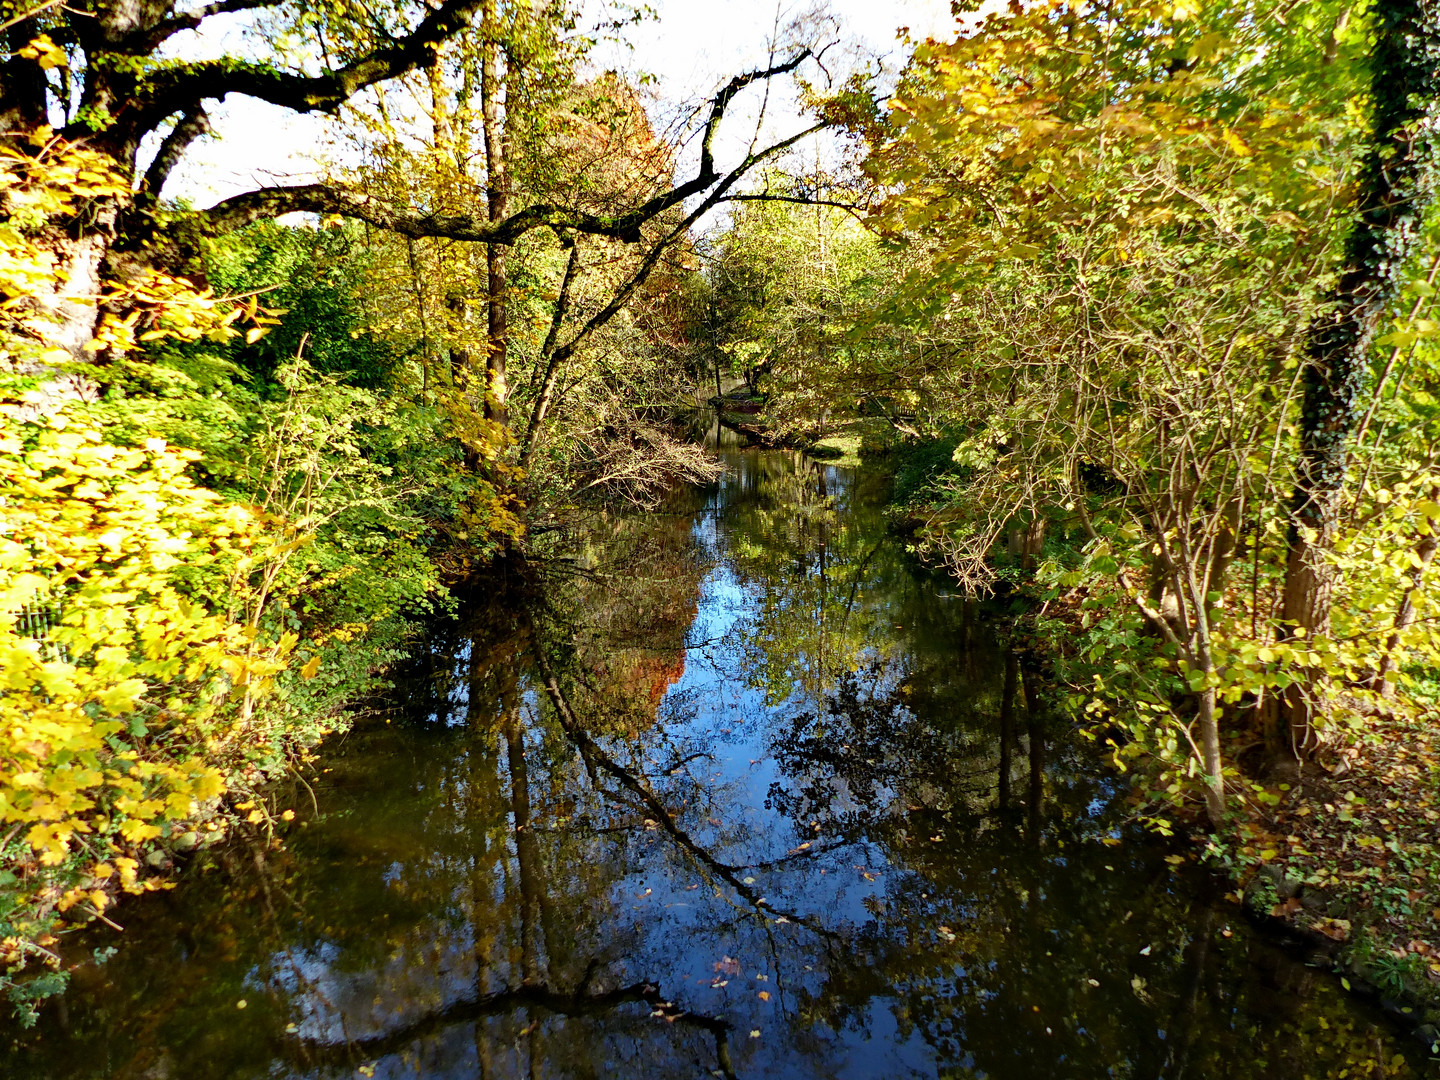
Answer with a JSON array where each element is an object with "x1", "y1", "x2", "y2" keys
[
  {"x1": 0, "y1": 487, "x2": 502, "y2": 1028},
  {"x1": 1018, "y1": 552, "x2": 1440, "y2": 1052},
  {"x1": 843, "y1": 431, "x2": 1440, "y2": 1054},
  {"x1": 1228, "y1": 708, "x2": 1440, "y2": 1042}
]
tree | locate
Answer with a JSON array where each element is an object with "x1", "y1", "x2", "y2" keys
[
  {"x1": 780, "y1": 0, "x2": 1373, "y2": 825},
  {"x1": 701, "y1": 180, "x2": 886, "y2": 430},
  {"x1": 0, "y1": 0, "x2": 828, "y2": 375},
  {"x1": 1276, "y1": 0, "x2": 1440, "y2": 759}
]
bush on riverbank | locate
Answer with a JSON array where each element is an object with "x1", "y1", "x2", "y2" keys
[{"x1": 0, "y1": 146, "x2": 520, "y2": 1022}]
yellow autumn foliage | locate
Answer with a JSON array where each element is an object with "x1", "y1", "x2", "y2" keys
[
  {"x1": 1, "y1": 134, "x2": 240, "y2": 367},
  {"x1": 0, "y1": 136, "x2": 299, "y2": 1003},
  {"x1": 1, "y1": 130, "x2": 514, "y2": 1022},
  {"x1": 0, "y1": 417, "x2": 282, "y2": 869}
]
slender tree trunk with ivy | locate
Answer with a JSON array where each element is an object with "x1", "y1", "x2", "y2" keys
[{"x1": 1277, "y1": 0, "x2": 1440, "y2": 760}]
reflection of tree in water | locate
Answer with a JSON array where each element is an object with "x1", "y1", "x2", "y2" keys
[
  {"x1": 314, "y1": 517, "x2": 746, "y2": 1079},
  {"x1": 766, "y1": 663, "x2": 996, "y2": 838},
  {"x1": 759, "y1": 653, "x2": 1404, "y2": 1080},
  {"x1": 6, "y1": 451, "x2": 1424, "y2": 1080}
]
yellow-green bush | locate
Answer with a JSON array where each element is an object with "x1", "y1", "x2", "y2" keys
[
  {"x1": 0, "y1": 412, "x2": 298, "y2": 1014},
  {"x1": 0, "y1": 132, "x2": 518, "y2": 1025},
  {"x1": 0, "y1": 135, "x2": 298, "y2": 1020}
]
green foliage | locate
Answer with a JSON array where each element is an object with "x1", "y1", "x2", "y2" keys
[
  {"x1": 890, "y1": 433, "x2": 963, "y2": 505},
  {"x1": 698, "y1": 186, "x2": 896, "y2": 436},
  {"x1": 820, "y1": 0, "x2": 1371, "y2": 823},
  {"x1": 702, "y1": 1, "x2": 1440, "y2": 875},
  {"x1": 203, "y1": 222, "x2": 404, "y2": 389}
]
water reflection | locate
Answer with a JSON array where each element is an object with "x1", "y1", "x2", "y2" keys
[{"x1": 2, "y1": 451, "x2": 1427, "y2": 1079}]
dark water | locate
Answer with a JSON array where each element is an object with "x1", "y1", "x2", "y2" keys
[{"x1": 4, "y1": 451, "x2": 1431, "y2": 1079}]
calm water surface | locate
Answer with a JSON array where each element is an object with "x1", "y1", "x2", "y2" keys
[{"x1": 4, "y1": 450, "x2": 1431, "y2": 1078}]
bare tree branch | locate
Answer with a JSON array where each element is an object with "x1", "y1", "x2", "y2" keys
[
  {"x1": 720, "y1": 192, "x2": 867, "y2": 212},
  {"x1": 521, "y1": 239, "x2": 582, "y2": 467},
  {"x1": 195, "y1": 50, "x2": 815, "y2": 240},
  {"x1": 547, "y1": 120, "x2": 827, "y2": 371}
]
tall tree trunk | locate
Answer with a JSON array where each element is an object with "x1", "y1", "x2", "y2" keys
[
  {"x1": 519, "y1": 242, "x2": 582, "y2": 467},
  {"x1": 1277, "y1": 0, "x2": 1440, "y2": 758},
  {"x1": 448, "y1": 291, "x2": 474, "y2": 389},
  {"x1": 0, "y1": 37, "x2": 62, "y2": 353},
  {"x1": 479, "y1": 0, "x2": 510, "y2": 426}
]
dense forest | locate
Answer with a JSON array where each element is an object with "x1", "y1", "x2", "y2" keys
[{"x1": 2, "y1": 0, "x2": 1439, "y2": 1044}]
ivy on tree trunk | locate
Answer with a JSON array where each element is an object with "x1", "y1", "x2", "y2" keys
[{"x1": 1277, "y1": 0, "x2": 1440, "y2": 760}]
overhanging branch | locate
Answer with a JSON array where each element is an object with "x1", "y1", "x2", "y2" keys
[
  {"x1": 130, "y1": 0, "x2": 288, "y2": 55},
  {"x1": 195, "y1": 49, "x2": 815, "y2": 242},
  {"x1": 547, "y1": 121, "x2": 828, "y2": 367},
  {"x1": 719, "y1": 191, "x2": 876, "y2": 226},
  {"x1": 142, "y1": 104, "x2": 211, "y2": 195},
  {"x1": 127, "y1": 0, "x2": 489, "y2": 134}
]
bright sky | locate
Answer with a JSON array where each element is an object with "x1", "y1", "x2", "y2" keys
[{"x1": 166, "y1": 0, "x2": 967, "y2": 208}]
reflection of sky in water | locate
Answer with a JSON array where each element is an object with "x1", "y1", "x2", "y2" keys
[
  {"x1": 240, "y1": 455, "x2": 988, "y2": 1074},
  {"x1": 4, "y1": 450, "x2": 1426, "y2": 1080}
]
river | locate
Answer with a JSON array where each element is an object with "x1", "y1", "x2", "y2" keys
[{"x1": 3, "y1": 449, "x2": 1430, "y2": 1078}]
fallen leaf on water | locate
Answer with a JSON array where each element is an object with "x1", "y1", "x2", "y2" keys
[
  {"x1": 758, "y1": 990, "x2": 771, "y2": 1001},
  {"x1": 750, "y1": 1030, "x2": 761, "y2": 1039}
]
